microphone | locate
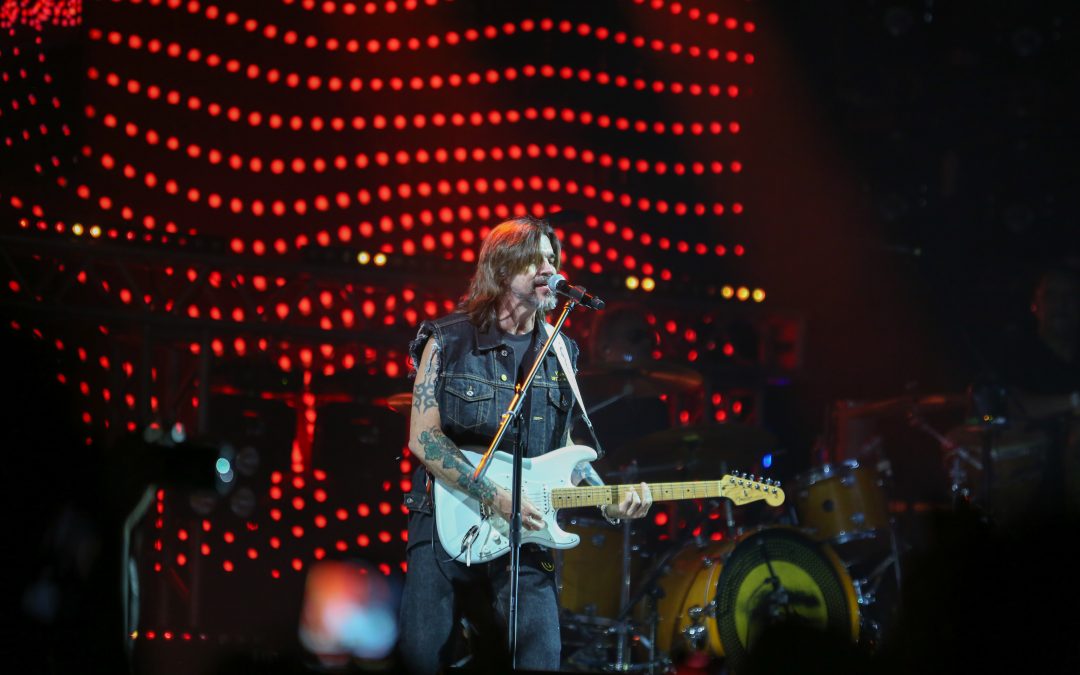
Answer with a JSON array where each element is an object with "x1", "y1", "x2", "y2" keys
[{"x1": 547, "y1": 273, "x2": 605, "y2": 310}]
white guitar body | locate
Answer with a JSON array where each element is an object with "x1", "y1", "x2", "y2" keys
[{"x1": 433, "y1": 445, "x2": 597, "y2": 564}]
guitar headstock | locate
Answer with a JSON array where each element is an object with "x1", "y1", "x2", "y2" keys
[{"x1": 719, "y1": 472, "x2": 786, "y2": 507}]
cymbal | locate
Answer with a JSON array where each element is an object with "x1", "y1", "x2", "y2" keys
[
  {"x1": 838, "y1": 393, "x2": 968, "y2": 419},
  {"x1": 384, "y1": 392, "x2": 412, "y2": 413},
  {"x1": 578, "y1": 360, "x2": 704, "y2": 398},
  {"x1": 621, "y1": 423, "x2": 778, "y2": 472},
  {"x1": 209, "y1": 384, "x2": 353, "y2": 404}
]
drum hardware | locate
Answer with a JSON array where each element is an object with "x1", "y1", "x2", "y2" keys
[
  {"x1": 906, "y1": 389, "x2": 1048, "y2": 524},
  {"x1": 905, "y1": 405, "x2": 977, "y2": 508},
  {"x1": 849, "y1": 577, "x2": 885, "y2": 650},
  {"x1": 558, "y1": 503, "x2": 661, "y2": 672},
  {"x1": 755, "y1": 536, "x2": 795, "y2": 623},
  {"x1": 613, "y1": 463, "x2": 640, "y2": 671},
  {"x1": 562, "y1": 539, "x2": 689, "y2": 673},
  {"x1": 682, "y1": 600, "x2": 718, "y2": 651}
]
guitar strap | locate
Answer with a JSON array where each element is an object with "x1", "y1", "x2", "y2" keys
[{"x1": 543, "y1": 322, "x2": 604, "y2": 459}]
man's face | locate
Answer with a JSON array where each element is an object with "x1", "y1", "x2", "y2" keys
[{"x1": 508, "y1": 235, "x2": 558, "y2": 313}]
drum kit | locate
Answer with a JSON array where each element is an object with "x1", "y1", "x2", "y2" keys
[{"x1": 549, "y1": 373, "x2": 1053, "y2": 673}]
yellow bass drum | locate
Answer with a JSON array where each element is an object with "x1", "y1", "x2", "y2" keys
[{"x1": 650, "y1": 526, "x2": 860, "y2": 672}]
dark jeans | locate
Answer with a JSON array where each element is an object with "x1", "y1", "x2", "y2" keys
[{"x1": 398, "y1": 516, "x2": 562, "y2": 674}]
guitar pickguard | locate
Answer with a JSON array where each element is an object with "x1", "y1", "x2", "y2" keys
[{"x1": 433, "y1": 446, "x2": 593, "y2": 563}]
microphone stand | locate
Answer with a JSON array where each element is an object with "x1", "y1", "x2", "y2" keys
[{"x1": 471, "y1": 298, "x2": 581, "y2": 668}]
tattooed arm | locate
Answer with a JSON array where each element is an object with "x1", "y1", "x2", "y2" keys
[{"x1": 408, "y1": 337, "x2": 544, "y2": 530}]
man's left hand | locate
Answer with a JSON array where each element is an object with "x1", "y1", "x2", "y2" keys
[{"x1": 608, "y1": 482, "x2": 653, "y2": 519}]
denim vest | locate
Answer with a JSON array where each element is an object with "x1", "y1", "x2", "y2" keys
[{"x1": 403, "y1": 312, "x2": 580, "y2": 517}]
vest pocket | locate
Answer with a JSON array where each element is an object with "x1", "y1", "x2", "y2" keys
[
  {"x1": 547, "y1": 386, "x2": 571, "y2": 412},
  {"x1": 544, "y1": 385, "x2": 573, "y2": 448},
  {"x1": 444, "y1": 377, "x2": 494, "y2": 430}
]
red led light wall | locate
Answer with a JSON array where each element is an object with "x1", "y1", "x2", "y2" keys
[{"x1": 67, "y1": 0, "x2": 752, "y2": 277}]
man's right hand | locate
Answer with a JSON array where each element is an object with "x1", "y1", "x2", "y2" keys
[{"x1": 492, "y1": 487, "x2": 546, "y2": 531}]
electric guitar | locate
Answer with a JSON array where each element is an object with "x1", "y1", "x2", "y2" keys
[{"x1": 433, "y1": 444, "x2": 785, "y2": 564}]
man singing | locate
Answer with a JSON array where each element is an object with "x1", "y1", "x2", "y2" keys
[{"x1": 398, "y1": 216, "x2": 653, "y2": 673}]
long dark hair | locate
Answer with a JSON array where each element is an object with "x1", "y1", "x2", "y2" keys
[{"x1": 460, "y1": 216, "x2": 562, "y2": 331}]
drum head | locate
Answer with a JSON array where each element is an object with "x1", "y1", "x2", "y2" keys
[{"x1": 715, "y1": 527, "x2": 859, "y2": 671}]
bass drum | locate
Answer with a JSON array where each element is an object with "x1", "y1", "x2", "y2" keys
[{"x1": 649, "y1": 527, "x2": 860, "y2": 672}]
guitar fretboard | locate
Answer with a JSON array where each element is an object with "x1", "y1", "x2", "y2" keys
[{"x1": 551, "y1": 481, "x2": 724, "y2": 509}]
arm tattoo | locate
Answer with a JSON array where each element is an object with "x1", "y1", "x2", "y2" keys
[
  {"x1": 413, "y1": 347, "x2": 440, "y2": 414},
  {"x1": 418, "y1": 429, "x2": 498, "y2": 504}
]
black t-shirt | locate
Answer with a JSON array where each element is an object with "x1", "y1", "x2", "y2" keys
[{"x1": 500, "y1": 329, "x2": 536, "y2": 382}]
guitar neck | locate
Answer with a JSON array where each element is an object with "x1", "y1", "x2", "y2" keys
[{"x1": 551, "y1": 481, "x2": 725, "y2": 509}]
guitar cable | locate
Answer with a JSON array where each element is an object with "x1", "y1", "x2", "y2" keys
[{"x1": 434, "y1": 516, "x2": 484, "y2": 566}]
